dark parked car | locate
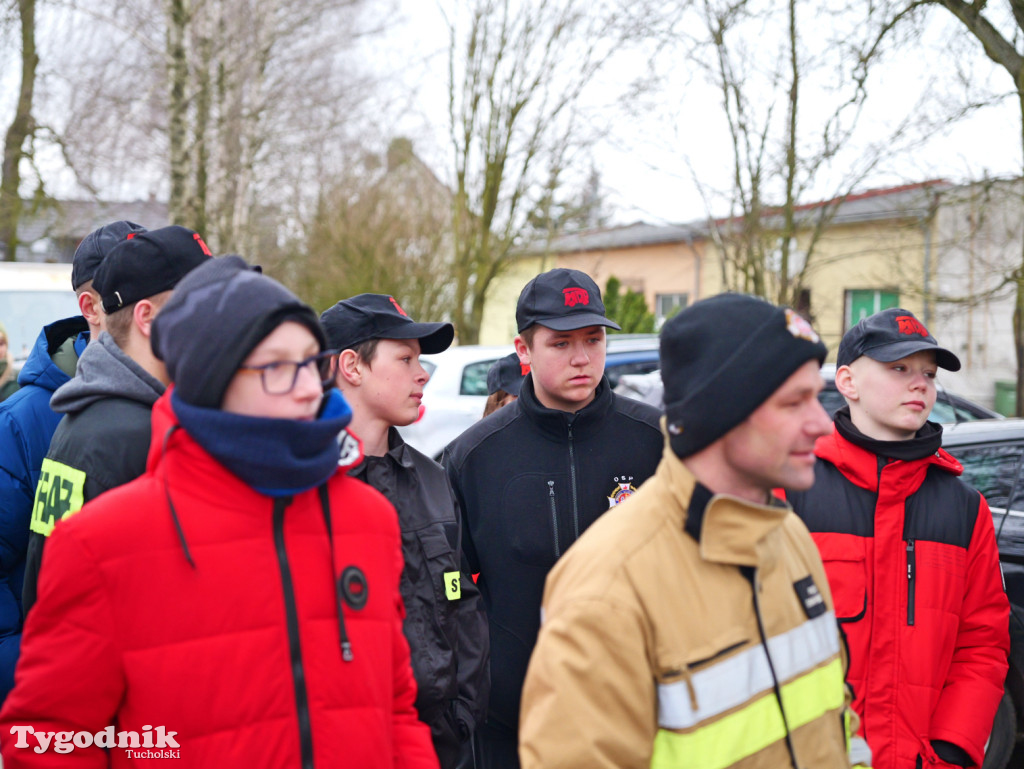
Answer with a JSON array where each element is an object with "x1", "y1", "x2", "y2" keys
[{"x1": 941, "y1": 419, "x2": 1024, "y2": 769}]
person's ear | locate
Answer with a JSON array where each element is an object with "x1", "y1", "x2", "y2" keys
[
  {"x1": 514, "y1": 335, "x2": 531, "y2": 366},
  {"x1": 133, "y1": 300, "x2": 159, "y2": 339},
  {"x1": 337, "y1": 349, "x2": 363, "y2": 387},
  {"x1": 78, "y1": 288, "x2": 102, "y2": 328},
  {"x1": 834, "y1": 364, "x2": 858, "y2": 401}
]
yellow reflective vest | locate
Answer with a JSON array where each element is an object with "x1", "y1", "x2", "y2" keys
[{"x1": 520, "y1": 438, "x2": 865, "y2": 769}]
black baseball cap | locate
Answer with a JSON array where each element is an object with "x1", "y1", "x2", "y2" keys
[
  {"x1": 320, "y1": 294, "x2": 454, "y2": 355},
  {"x1": 487, "y1": 352, "x2": 529, "y2": 396},
  {"x1": 837, "y1": 307, "x2": 960, "y2": 371},
  {"x1": 516, "y1": 268, "x2": 621, "y2": 333},
  {"x1": 93, "y1": 226, "x2": 213, "y2": 313},
  {"x1": 71, "y1": 220, "x2": 148, "y2": 290}
]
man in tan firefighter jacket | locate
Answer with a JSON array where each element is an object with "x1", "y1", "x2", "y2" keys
[{"x1": 520, "y1": 293, "x2": 870, "y2": 769}]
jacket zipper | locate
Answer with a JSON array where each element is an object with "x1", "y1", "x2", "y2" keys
[
  {"x1": 568, "y1": 424, "x2": 580, "y2": 541},
  {"x1": 906, "y1": 538, "x2": 916, "y2": 626},
  {"x1": 548, "y1": 480, "x2": 560, "y2": 558},
  {"x1": 273, "y1": 497, "x2": 315, "y2": 769}
]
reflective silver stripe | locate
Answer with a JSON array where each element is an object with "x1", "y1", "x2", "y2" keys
[
  {"x1": 658, "y1": 610, "x2": 840, "y2": 730},
  {"x1": 849, "y1": 736, "x2": 872, "y2": 767}
]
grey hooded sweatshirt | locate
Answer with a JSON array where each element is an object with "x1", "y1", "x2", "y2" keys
[{"x1": 23, "y1": 332, "x2": 165, "y2": 612}]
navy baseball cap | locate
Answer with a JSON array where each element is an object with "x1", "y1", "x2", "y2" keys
[
  {"x1": 71, "y1": 221, "x2": 148, "y2": 290},
  {"x1": 837, "y1": 308, "x2": 960, "y2": 371},
  {"x1": 516, "y1": 268, "x2": 621, "y2": 333},
  {"x1": 487, "y1": 352, "x2": 529, "y2": 396},
  {"x1": 93, "y1": 225, "x2": 213, "y2": 313},
  {"x1": 320, "y1": 294, "x2": 454, "y2": 355}
]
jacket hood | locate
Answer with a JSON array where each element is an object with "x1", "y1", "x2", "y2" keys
[
  {"x1": 814, "y1": 427, "x2": 962, "y2": 491},
  {"x1": 15, "y1": 316, "x2": 88, "y2": 393},
  {"x1": 49, "y1": 332, "x2": 165, "y2": 416}
]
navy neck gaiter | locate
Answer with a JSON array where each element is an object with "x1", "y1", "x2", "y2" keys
[{"x1": 172, "y1": 388, "x2": 353, "y2": 496}]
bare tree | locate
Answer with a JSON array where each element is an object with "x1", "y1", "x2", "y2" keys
[
  {"x1": 32, "y1": 0, "x2": 378, "y2": 257},
  {"x1": 0, "y1": 0, "x2": 38, "y2": 260},
  {"x1": 445, "y1": 0, "x2": 641, "y2": 343},
  {"x1": 918, "y1": 0, "x2": 1024, "y2": 415},
  {"x1": 288, "y1": 137, "x2": 455, "y2": 318},
  {"x1": 681, "y1": 0, "x2": 930, "y2": 313}
]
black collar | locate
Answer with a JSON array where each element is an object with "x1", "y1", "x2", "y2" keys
[
  {"x1": 517, "y1": 373, "x2": 615, "y2": 441},
  {"x1": 834, "y1": 406, "x2": 942, "y2": 461}
]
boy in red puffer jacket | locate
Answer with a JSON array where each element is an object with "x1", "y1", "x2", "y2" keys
[
  {"x1": 787, "y1": 308, "x2": 1009, "y2": 769},
  {"x1": 1, "y1": 256, "x2": 438, "y2": 769}
]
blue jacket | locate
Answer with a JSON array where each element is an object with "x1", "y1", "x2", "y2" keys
[{"x1": 0, "y1": 317, "x2": 87, "y2": 701}]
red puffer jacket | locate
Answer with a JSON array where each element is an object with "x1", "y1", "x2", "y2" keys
[
  {"x1": 0, "y1": 393, "x2": 438, "y2": 769},
  {"x1": 788, "y1": 429, "x2": 1009, "y2": 769}
]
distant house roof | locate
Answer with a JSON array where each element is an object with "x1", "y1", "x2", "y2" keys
[
  {"x1": 10, "y1": 198, "x2": 170, "y2": 263},
  {"x1": 710, "y1": 179, "x2": 953, "y2": 231},
  {"x1": 534, "y1": 221, "x2": 701, "y2": 255},
  {"x1": 530, "y1": 180, "x2": 953, "y2": 256}
]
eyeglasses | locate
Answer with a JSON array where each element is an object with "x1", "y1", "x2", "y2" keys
[{"x1": 237, "y1": 350, "x2": 338, "y2": 395}]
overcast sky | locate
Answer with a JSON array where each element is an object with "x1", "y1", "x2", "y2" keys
[{"x1": 375, "y1": 0, "x2": 1024, "y2": 226}]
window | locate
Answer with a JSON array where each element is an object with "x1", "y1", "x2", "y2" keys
[
  {"x1": 949, "y1": 443, "x2": 1024, "y2": 512},
  {"x1": 655, "y1": 293, "x2": 688, "y2": 328},
  {"x1": 845, "y1": 289, "x2": 899, "y2": 331},
  {"x1": 460, "y1": 359, "x2": 498, "y2": 396}
]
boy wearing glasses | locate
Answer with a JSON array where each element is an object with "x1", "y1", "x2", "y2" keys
[
  {"x1": 1, "y1": 257, "x2": 438, "y2": 766},
  {"x1": 320, "y1": 295, "x2": 488, "y2": 769},
  {"x1": 22, "y1": 226, "x2": 211, "y2": 613}
]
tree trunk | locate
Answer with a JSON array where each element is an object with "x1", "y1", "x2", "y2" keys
[
  {"x1": 1015, "y1": 90, "x2": 1024, "y2": 417},
  {"x1": 0, "y1": 0, "x2": 38, "y2": 261},
  {"x1": 167, "y1": 0, "x2": 189, "y2": 225}
]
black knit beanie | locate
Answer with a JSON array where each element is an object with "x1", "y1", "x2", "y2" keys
[
  {"x1": 661, "y1": 293, "x2": 827, "y2": 459},
  {"x1": 151, "y1": 255, "x2": 326, "y2": 408}
]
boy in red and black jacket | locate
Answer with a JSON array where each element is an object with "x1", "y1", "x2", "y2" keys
[{"x1": 786, "y1": 308, "x2": 1009, "y2": 769}]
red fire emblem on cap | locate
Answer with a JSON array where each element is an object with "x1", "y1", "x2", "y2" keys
[
  {"x1": 193, "y1": 233, "x2": 212, "y2": 256},
  {"x1": 563, "y1": 287, "x2": 589, "y2": 307},
  {"x1": 896, "y1": 315, "x2": 928, "y2": 337},
  {"x1": 389, "y1": 297, "x2": 408, "y2": 317}
]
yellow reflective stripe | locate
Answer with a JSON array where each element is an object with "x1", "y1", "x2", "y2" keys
[
  {"x1": 651, "y1": 657, "x2": 845, "y2": 769},
  {"x1": 658, "y1": 611, "x2": 839, "y2": 729},
  {"x1": 29, "y1": 459, "x2": 86, "y2": 537}
]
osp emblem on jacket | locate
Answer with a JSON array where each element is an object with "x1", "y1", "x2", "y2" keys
[{"x1": 607, "y1": 476, "x2": 637, "y2": 508}]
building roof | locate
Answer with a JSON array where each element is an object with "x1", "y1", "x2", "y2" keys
[
  {"x1": 11, "y1": 198, "x2": 170, "y2": 263},
  {"x1": 533, "y1": 180, "x2": 955, "y2": 256},
  {"x1": 535, "y1": 221, "x2": 701, "y2": 254}
]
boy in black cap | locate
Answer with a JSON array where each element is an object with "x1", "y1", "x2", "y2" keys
[
  {"x1": 321, "y1": 294, "x2": 488, "y2": 769},
  {"x1": 519, "y1": 292, "x2": 864, "y2": 769},
  {"x1": 0, "y1": 220, "x2": 143, "y2": 697},
  {"x1": 22, "y1": 225, "x2": 211, "y2": 612},
  {"x1": 442, "y1": 268, "x2": 663, "y2": 769},
  {"x1": 786, "y1": 308, "x2": 1009, "y2": 769}
]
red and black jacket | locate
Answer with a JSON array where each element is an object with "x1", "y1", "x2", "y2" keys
[{"x1": 787, "y1": 417, "x2": 1009, "y2": 769}]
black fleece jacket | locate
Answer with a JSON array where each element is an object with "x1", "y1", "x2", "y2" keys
[{"x1": 442, "y1": 375, "x2": 662, "y2": 731}]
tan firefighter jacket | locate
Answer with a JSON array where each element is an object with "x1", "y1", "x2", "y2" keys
[{"x1": 519, "y1": 437, "x2": 868, "y2": 769}]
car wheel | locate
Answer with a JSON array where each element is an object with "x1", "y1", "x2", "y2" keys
[{"x1": 983, "y1": 688, "x2": 1017, "y2": 769}]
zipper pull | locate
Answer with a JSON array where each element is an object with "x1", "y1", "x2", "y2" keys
[{"x1": 548, "y1": 480, "x2": 555, "y2": 497}]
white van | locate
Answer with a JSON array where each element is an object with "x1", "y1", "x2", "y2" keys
[{"x1": 0, "y1": 263, "x2": 80, "y2": 363}]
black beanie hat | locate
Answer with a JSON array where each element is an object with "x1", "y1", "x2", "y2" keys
[
  {"x1": 151, "y1": 255, "x2": 326, "y2": 408},
  {"x1": 661, "y1": 293, "x2": 827, "y2": 459}
]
